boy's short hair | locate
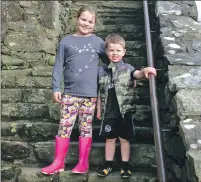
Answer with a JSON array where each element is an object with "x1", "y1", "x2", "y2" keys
[{"x1": 105, "y1": 34, "x2": 126, "y2": 49}]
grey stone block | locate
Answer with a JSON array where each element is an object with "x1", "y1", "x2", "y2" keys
[
  {"x1": 1, "y1": 76, "x2": 17, "y2": 88},
  {"x1": 2, "y1": 2, "x2": 23, "y2": 22},
  {"x1": 173, "y1": 89, "x2": 201, "y2": 117},
  {"x1": 22, "y1": 89, "x2": 52, "y2": 104},
  {"x1": 179, "y1": 118, "x2": 201, "y2": 151},
  {"x1": 1, "y1": 121, "x2": 58, "y2": 142},
  {"x1": 1, "y1": 69, "x2": 32, "y2": 77},
  {"x1": 156, "y1": 1, "x2": 182, "y2": 17},
  {"x1": 168, "y1": 66, "x2": 201, "y2": 92},
  {"x1": 1, "y1": 103, "x2": 49, "y2": 118},
  {"x1": 1, "y1": 89, "x2": 23, "y2": 102},
  {"x1": 1, "y1": 166, "x2": 21, "y2": 181},
  {"x1": 4, "y1": 30, "x2": 55, "y2": 54},
  {"x1": 32, "y1": 66, "x2": 53, "y2": 77},
  {"x1": 16, "y1": 76, "x2": 51, "y2": 88},
  {"x1": 187, "y1": 151, "x2": 201, "y2": 182},
  {"x1": 2, "y1": 55, "x2": 24, "y2": 66},
  {"x1": 165, "y1": 53, "x2": 201, "y2": 66},
  {"x1": 1, "y1": 141, "x2": 30, "y2": 160},
  {"x1": 17, "y1": 167, "x2": 51, "y2": 182}
]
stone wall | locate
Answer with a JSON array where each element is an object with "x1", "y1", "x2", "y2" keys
[
  {"x1": 154, "y1": 1, "x2": 201, "y2": 182},
  {"x1": 1, "y1": 2, "x2": 75, "y2": 121},
  {"x1": 1, "y1": 2, "x2": 73, "y2": 180}
]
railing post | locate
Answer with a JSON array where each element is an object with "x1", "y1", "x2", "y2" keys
[{"x1": 143, "y1": 0, "x2": 167, "y2": 182}]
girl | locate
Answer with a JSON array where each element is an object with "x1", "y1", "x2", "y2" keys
[{"x1": 41, "y1": 5, "x2": 107, "y2": 175}]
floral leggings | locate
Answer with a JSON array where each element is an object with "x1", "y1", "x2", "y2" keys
[{"x1": 58, "y1": 95, "x2": 97, "y2": 138}]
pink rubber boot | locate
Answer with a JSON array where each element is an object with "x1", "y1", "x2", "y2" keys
[
  {"x1": 41, "y1": 136, "x2": 70, "y2": 175},
  {"x1": 72, "y1": 136, "x2": 92, "y2": 174}
]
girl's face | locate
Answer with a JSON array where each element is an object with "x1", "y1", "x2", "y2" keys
[{"x1": 76, "y1": 11, "x2": 96, "y2": 36}]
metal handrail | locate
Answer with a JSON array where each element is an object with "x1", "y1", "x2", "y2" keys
[{"x1": 143, "y1": 1, "x2": 167, "y2": 182}]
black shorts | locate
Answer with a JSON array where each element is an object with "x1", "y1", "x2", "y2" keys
[{"x1": 99, "y1": 115, "x2": 135, "y2": 140}]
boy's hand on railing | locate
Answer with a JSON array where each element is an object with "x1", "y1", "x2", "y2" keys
[
  {"x1": 143, "y1": 67, "x2": 157, "y2": 79},
  {"x1": 53, "y1": 92, "x2": 61, "y2": 103}
]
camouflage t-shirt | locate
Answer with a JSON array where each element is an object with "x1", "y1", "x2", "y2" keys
[{"x1": 104, "y1": 68, "x2": 121, "y2": 118}]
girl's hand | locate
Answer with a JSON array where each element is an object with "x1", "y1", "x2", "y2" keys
[{"x1": 53, "y1": 92, "x2": 61, "y2": 103}]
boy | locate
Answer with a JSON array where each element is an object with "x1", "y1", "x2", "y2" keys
[{"x1": 96, "y1": 34, "x2": 156, "y2": 178}]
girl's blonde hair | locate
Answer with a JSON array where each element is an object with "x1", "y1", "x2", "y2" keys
[
  {"x1": 77, "y1": 5, "x2": 97, "y2": 22},
  {"x1": 105, "y1": 34, "x2": 126, "y2": 49}
]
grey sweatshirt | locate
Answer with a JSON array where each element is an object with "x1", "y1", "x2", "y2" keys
[{"x1": 52, "y1": 34, "x2": 107, "y2": 97}]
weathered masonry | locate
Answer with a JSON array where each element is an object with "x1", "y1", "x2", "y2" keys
[{"x1": 1, "y1": 1, "x2": 201, "y2": 182}]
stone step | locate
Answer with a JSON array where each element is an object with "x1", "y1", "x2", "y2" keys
[
  {"x1": 124, "y1": 56, "x2": 147, "y2": 67},
  {"x1": 0, "y1": 141, "x2": 156, "y2": 168},
  {"x1": 95, "y1": 24, "x2": 143, "y2": 33},
  {"x1": 126, "y1": 40, "x2": 147, "y2": 48},
  {"x1": 71, "y1": 7, "x2": 143, "y2": 18},
  {"x1": 2, "y1": 167, "x2": 157, "y2": 182},
  {"x1": 1, "y1": 98, "x2": 153, "y2": 125},
  {"x1": 1, "y1": 85, "x2": 152, "y2": 103},
  {"x1": 1, "y1": 86, "x2": 151, "y2": 104},
  {"x1": 97, "y1": 32, "x2": 144, "y2": 41},
  {"x1": 1, "y1": 121, "x2": 154, "y2": 143},
  {"x1": 126, "y1": 40, "x2": 146, "y2": 51},
  {"x1": 100, "y1": 17, "x2": 144, "y2": 25},
  {"x1": 35, "y1": 142, "x2": 156, "y2": 168},
  {"x1": 1, "y1": 101, "x2": 153, "y2": 126},
  {"x1": 97, "y1": 8, "x2": 144, "y2": 17},
  {"x1": 126, "y1": 49, "x2": 147, "y2": 57},
  {"x1": 74, "y1": 0, "x2": 143, "y2": 1},
  {"x1": 72, "y1": 1, "x2": 143, "y2": 10},
  {"x1": 0, "y1": 63, "x2": 167, "y2": 93},
  {"x1": 125, "y1": 51, "x2": 141, "y2": 57}
]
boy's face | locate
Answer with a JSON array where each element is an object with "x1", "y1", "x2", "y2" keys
[{"x1": 106, "y1": 43, "x2": 126, "y2": 63}]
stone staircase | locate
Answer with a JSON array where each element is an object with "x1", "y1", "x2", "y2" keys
[{"x1": 1, "y1": 1, "x2": 159, "y2": 182}]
